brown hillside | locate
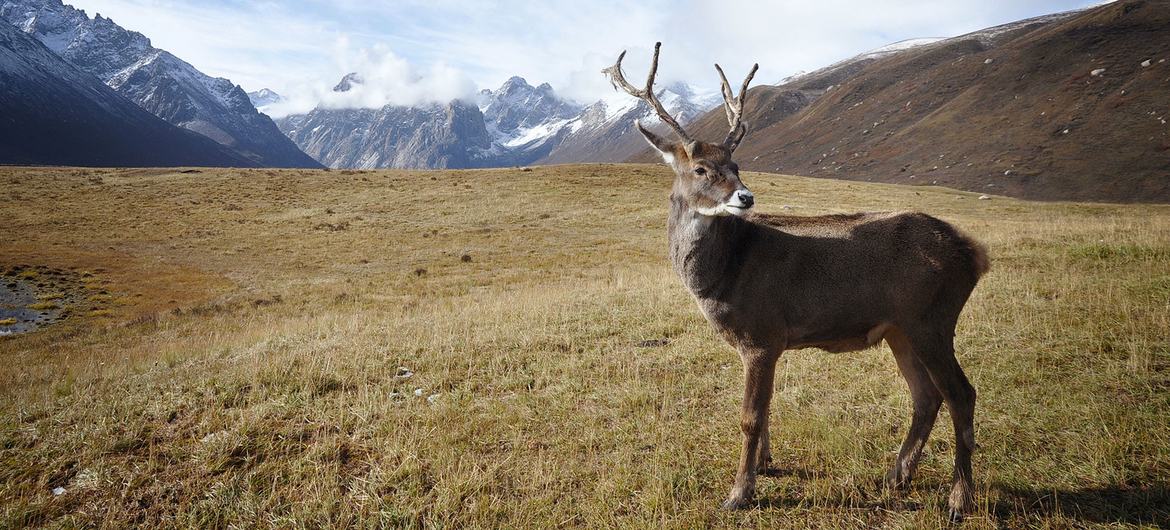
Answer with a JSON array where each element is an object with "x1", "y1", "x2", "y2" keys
[{"x1": 634, "y1": 0, "x2": 1170, "y2": 203}]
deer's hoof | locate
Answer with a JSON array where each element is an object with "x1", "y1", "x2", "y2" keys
[
  {"x1": 883, "y1": 467, "x2": 912, "y2": 491},
  {"x1": 947, "y1": 484, "x2": 975, "y2": 523},
  {"x1": 720, "y1": 495, "x2": 753, "y2": 510}
]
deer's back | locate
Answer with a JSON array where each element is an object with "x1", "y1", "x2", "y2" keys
[
  {"x1": 749, "y1": 211, "x2": 988, "y2": 280},
  {"x1": 712, "y1": 210, "x2": 989, "y2": 350}
]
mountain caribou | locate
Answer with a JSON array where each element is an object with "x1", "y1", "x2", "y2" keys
[{"x1": 603, "y1": 43, "x2": 989, "y2": 520}]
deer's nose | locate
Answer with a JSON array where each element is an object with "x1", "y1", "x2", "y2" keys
[{"x1": 735, "y1": 190, "x2": 754, "y2": 208}]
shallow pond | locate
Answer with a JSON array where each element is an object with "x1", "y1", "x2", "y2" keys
[
  {"x1": 0, "y1": 265, "x2": 95, "y2": 336},
  {"x1": 0, "y1": 279, "x2": 67, "y2": 335}
]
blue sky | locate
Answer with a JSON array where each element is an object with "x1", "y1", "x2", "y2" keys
[{"x1": 66, "y1": 0, "x2": 1109, "y2": 114}]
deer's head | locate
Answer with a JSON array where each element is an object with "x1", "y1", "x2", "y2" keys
[{"x1": 603, "y1": 43, "x2": 758, "y2": 217}]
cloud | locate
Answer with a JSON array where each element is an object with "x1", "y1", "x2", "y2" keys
[
  {"x1": 66, "y1": 0, "x2": 1109, "y2": 114},
  {"x1": 261, "y1": 38, "x2": 479, "y2": 118}
]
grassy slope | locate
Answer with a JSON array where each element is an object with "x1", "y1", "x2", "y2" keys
[{"x1": 1, "y1": 165, "x2": 1167, "y2": 528}]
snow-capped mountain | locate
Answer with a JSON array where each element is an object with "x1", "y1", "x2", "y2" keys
[
  {"x1": 333, "y1": 72, "x2": 363, "y2": 93},
  {"x1": 539, "y1": 82, "x2": 722, "y2": 164},
  {"x1": 0, "y1": 0, "x2": 321, "y2": 168},
  {"x1": 475, "y1": 77, "x2": 721, "y2": 166},
  {"x1": 273, "y1": 73, "x2": 721, "y2": 170},
  {"x1": 247, "y1": 88, "x2": 282, "y2": 111},
  {"x1": 275, "y1": 74, "x2": 492, "y2": 169},
  {"x1": 481, "y1": 77, "x2": 581, "y2": 133},
  {"x1": 476, "y1": 76, "x2": 582, "y2": 162},
  {"x1": 277, "y1": 74, "x2": 582, "y2": 169},
  {"x1": 0, "y1": 20, "x2": 255, "y2": 167}
]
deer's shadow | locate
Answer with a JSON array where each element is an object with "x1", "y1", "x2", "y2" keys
[
  {"x1": 991, "y1": 482, "x2": 1170, "y2": 528},
  {"x1": 750, "y1": 471, "x2": 1168, "y2": 527}
]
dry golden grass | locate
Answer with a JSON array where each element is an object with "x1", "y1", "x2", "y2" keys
[{"x1": 1, "y1": 165, "x2": 1167, "y2": 528}]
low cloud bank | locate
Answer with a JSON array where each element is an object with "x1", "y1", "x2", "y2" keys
[{"x1": 263, "y1": 42, "x2": 478, "y2": 118}]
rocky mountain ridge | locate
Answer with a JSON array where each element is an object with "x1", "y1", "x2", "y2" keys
[
  {"x1": 0, "y1": 20, "x2": 256, "y2": 167},
  {"x1": 275, "y1": 74, "x2": 721, "y2": 169},
  {"x1": 1, "y1": 0, "x2": 321, "y2": 168}
]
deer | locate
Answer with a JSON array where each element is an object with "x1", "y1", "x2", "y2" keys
[{"x1": 603, "y1": 43, "x2": 990, "y2": 521}]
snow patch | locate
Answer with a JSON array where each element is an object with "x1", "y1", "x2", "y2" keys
[
  {"x1": 502, "y1": 118, "x2": 571, "y2": 148},
  {"x1": 862, "y1": 38, "x2": 945, "y2": 57},
  {"x1": 782, "y1": 38, "x2": 943, "y2": 86},
  {"x1": 955, "y1": 9, "x2": 1082, "y2": 45},
  {"x1": 598, "y1": 92, "x2": 639, "y2": 123}
]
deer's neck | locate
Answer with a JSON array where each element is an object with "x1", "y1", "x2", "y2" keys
[{"x1": 667, "y1": 194, "x2": 752, "y2": 299}]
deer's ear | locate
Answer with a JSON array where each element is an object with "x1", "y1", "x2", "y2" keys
[{"x1": 635, "y1": 121, "x2": 679, "y2": 164}]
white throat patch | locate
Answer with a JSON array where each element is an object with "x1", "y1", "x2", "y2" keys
[
  {"x1": 693, "y1": 204, "x2": 731, "y2": 217},
  {"x1": 693, "y1": 203, "x2": 749, "y2": 218}
]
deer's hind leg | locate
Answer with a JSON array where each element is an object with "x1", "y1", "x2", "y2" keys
[
  {"x1": 884, "y1": 327, "x2": 942, "y2": 491},
  {"x1": 909, "y1": 327, "x2": 977, "y2": 521}
]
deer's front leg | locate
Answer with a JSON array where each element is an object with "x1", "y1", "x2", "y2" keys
[
  {"x1": 756, "y1": 425, "x2": 771, "y2": 473},
  {"x1": 722, "y1": 352, "x2": 778, "y2": 510}
]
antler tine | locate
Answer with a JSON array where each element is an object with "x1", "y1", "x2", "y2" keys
[
  {"x1": 601, "y1": 51, "x2": 638, "y2": 95},
  {"x1": 715, "y1": 62, "x2": 759, "y2": 152},
  {"x1": 644, "y1": 42, "x2": 660, "y2": 94},
  {"x1": 602, "y1": 42, "x2": 693, "y2": 143},
  {"x1": 714, "y1": 64, "x2": 737, "y2": 132}
]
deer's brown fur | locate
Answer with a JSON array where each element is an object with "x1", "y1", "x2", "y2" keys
[{"x1": 604, "y1": 43, "x2": 989, "y2": 520}]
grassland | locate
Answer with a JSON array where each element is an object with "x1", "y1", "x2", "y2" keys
[{"x1": 1, "y1": 164, "x2": 1167, "y2": 528}]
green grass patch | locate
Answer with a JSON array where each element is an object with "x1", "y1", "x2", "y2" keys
[{"x1": 1068, "y1": 242, "x2": 1170, "y2": 263}]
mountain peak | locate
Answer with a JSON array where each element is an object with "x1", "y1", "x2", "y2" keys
[
  {"x1": 662, "y1": 81, "x2": 694, "y2": 98},
  {"x1": 481, "y1": 75, "x2": 580, "y2": 137},
  {"x1": 333, "y1": 72, "x2": 362, "y2": 92},
  {"x1": 248, "y1": 88, "x2": 283, "y2": 109},
  {"x1": 497, "y1": 76, "x2": 532, "y2": 95},
  {"x1": 91, "y1": 12, "x2": 121, "y2": 27}
]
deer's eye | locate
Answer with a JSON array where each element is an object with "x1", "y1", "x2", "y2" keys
[{"x1": 694, "y1": 167, "x2": 707, "y2": 176}]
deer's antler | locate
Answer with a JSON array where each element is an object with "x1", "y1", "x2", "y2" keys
[
  {"x1": 715, "y1": 62, "x2": 759, "y2": 152},
  {"x1": 602, "y1": 42, "x2": 693, "y2": 144}
]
